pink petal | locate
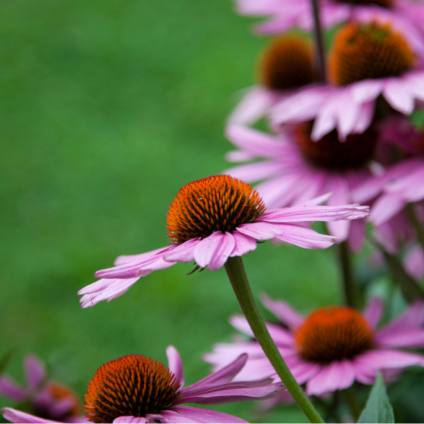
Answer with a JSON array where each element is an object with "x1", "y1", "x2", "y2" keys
[
  {"x1": 326, "y1": 176, "x2": 351, "y2": 240},
  {"x1": 273, "y1": 224, "x2": 339, "y2": 249},
  {"x1": 354, "y1": 349, "x2": 424, "y2": 371},
  {"x1": 347, "y1": 217, "x2": 365, "y2": 253},
  {"x1": 0, "y1": 377, "x2": 25, "y2": 403},
  {"x1": 25, "y1": 355, "x2": 45, "y2": 390},
  {"x1": 235, "y1": 222, "x2": 281, "y2": 240},
  {"x1": 369, "y1": 193, "x2": 406, "y2": 226},
  {"x1": 160, "y1": 406, "x2": 247, "y2": 423},
  {"x1": 375, "y1": 330, "x2": 424, "y2": 349},
  {"x1": 404, "y1": 245, "x2": 424, "y2": 280},
  {"x1": 195, "y1": 232, "x2": 235, "y2": 271},
  {"x1": 224, "y1": 161, "x2": 283, "y2": 183},
  {"x1": 230, "y1": 231, "x2": 257, "y2": 257},
  {"x1": 362, "y1": 297, "x2": 384, "y2": 329},
  {"x1": 114, "y1": 246, "x2": 170, "y2": 266},
  {"x1": 306, "y1": 360, "x2": 355, "y2": 396},
  {"x1": 383, "y1": 78, "x2": 414, "y2": 114},
  {"x1": 2, "y1": 408, "x2": 58, "y2": 423},
  {"x1": 260, "y1": 294, "x2": 304, "y2": 329},
  {"x1": 163, "y1": 238, "x2": 200, "y2": 263},
  {"x1": 113, "y1": 417, "x2": 148, "y2": 423},
  {"x1": 166, "y1": 346, "x2": 184, "y2": 387},
  {"x1": 352, "y1": 79, "x2": 383, "y2": 103}
]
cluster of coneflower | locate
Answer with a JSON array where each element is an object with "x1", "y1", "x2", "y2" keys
[{"x1": 2, "y1": 0, "x2": 424, "y2": 423}]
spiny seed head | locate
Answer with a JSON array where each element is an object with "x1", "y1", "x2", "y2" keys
[
  {"x1": 330, "y1": 21, "x2": 414, "y2": 86},
  {"x1": 295, "y1": 307, "x2": 374, "y2": 363},
  {"x1": 332, "y1": 0, "x2": 393, "y2": 7},
  {"x1": 84, "y1": 355, "x2": 182, "y2": 423},
  {"x1": 259, "y1": 35, "x2": 315, "y2": 91},
  {"x1": 295, "y1": 121, "x2": 377, "y2": 170},
  {"x1": 167, "y1": 175, "x2": 266, "y2": 245}
]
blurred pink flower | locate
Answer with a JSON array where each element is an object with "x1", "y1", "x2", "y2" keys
[
  {"x1": 204, "y1": 295, "x2": 424, "y2": 397},
  {"x1": 0, "y1": 355, "x2": 85, "y2": 423},
  {"x1": 235, "y1": 0, "x2": 424, "y2": 53},
  {"x1": 79, "y1": 175, "x2": 368, "y2": 307},
  {"x1": 3, "y1": 347, "x2": 284, "y2": 424},
  {"x1": 272, "y1": 20, "x2": 424, "y2": 140},
  {"x1": 224, "y1": 124, "x2": 377, "y2": 251}
]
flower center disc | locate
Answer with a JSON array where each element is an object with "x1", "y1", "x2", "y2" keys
[
  {"x1": 295, "y1": 121, "x2": 377, "y2": 169},
  {"x1": 332, "y1": 0, "x2": 392, "y2": 7},
  {"x1": 330, "y1": 22, "x2": 414, "y2": 86},
  {"x1": 167, "y1": 175, "x2": 266, "y2": 245},
  {"x1": 85, "y1": 355, "x2": 181, "y2": 423},
  {"x1": 295, "y1": 307, "x2": 374, "y2": 363},
  {"x1": 259, "y1": 35, "x2": 315, "y2": 91}
]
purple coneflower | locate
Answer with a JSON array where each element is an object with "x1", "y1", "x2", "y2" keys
[
  {"x1": 225, "y1": 124, "x2": 377, "y2": 251},
  {"x1": 3, "y1": 346, "x2": 284, "y2": 423},
  {"x1": 272, "y1": 21, "x2": 424, "y2": 140},
  {"x1": 79, "y1": 175, "x2": 368, "y2": 307},
  {"x1": 205, "y1": 296, "x2": 424, "y2": 397},
  {"x1": 0, "y1": 355, "x2": 84, "y2": 423}
]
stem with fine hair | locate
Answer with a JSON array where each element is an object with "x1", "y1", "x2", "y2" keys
[
  {"x1": 407, "y1": 203, "x2": 424, "y2": 252},
  {"x1": 224, "y1": 256, "x2": 324, "y2": 424},
  {"x1": 337, "y1": 241, "x2": 356, "y2": 308},
  {"x1": 310, "y1": 0, "x2": 327, "y2": 83}
]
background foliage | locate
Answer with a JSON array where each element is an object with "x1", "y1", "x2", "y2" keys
[{"x1": 0, "y1": 1, "x2": 354, "y2": 422}]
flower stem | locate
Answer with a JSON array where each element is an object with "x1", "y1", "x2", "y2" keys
[
  {"x1": 310, "y1": 0, "x2": 327, "y2": 83},
  {"x1": 407, "y1": 203, "x2": 424, "y2": 252},
  {"x1": 224, "y1": 256, "x2": 324, "y2": 424},
  {"x1": 337, "y1": 242, "x2": 356, "y2": 308}
]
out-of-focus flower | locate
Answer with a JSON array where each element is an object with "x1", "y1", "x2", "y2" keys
[
  {"x1": 0, "y1": 355, "x2": 84, "y2": 423},
  {"x1": 234, "y1": 0, "x2": 424, "y2": 52},
  {"x1": 229, "y1": 35, "x2": 315, "y2": 125},
  {"x1": 224, "y1": 124, "x2": 377, "y2": 251},
  {"x1": 272, "y1": 21, "x2": 424, "y2": 140},
  {"x1": 78, "y1": 175, "x2": 368, "y2": 307},
  {"x1": 204, "y1": 295, "x2": 424, "y2": 397},
  {"x1": 3, "y1": 346, "x2": 284, "y2": 423}
]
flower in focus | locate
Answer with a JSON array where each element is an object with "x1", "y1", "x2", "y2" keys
[
  {"x1": 234, "y1": 0, "x2": 424, "y2": 51},
  {"x1": 229, "y1": 35, "x2": 315, "y2": 125},
  {"x1": 225, "y1": 124, "x2": 377, "y2": 251},
  {"x1": 272, "y1": 21, "x2": 424, "y2": 140},
  {"x1": 0, "y1": 355, "x2": 84, "y2": 423},
  {"x1": 3, "y1": 346, "x2": 284, "y2": 423},
  {"x1": 204, "y1": 295, "x2": 424, "y2": 399},
  {"x1": 79, "y1": 175, "x2": 369, "y2": 307}
]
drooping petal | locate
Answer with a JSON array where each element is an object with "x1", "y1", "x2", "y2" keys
[
  {"x1": 113, "y1": 417, "x2": 148, "y2": 423},
  {"x1": 260, "y1": 294, "x2": 304, "y2": 329},
  {"x1": 154, "y1": 406, "x2": 247, "y2": 423},
  {"x1": 362, "y1": 297, "x2": 384, "y2": 329},
  {"x1": 114, "y1": 246, "x2": 171, "y2": 266},
  {"x1": 193, "y1": 232, "x2": 235, "y2": 271},
  {"x1": 306, "y1": 360, "x2": 355, "y2": 396},
  {"x1": 382, "y1": 77, "x2": 414, "y2": 114},
  {"x1": 162, "y1": 239, "x2": 200, "y2": 263},
  {"x1": 230, "y1": 232, "x2": 257, "y2": 257},
  {"x1": 25, "y1": 355, "x2": 45, "y2": 390},
  {"x1": 325, "y1": 175, "x2": 350, "y2": 240},
  {"x1": 235, "y1": 222, "x2": 281, "y2": 240},
  {"x1": 166, "y1": 346, "x2": 184, "y2": 387},
  {"x1": 354, "y1": 349, "x2": 424, "y2": 371},
  {"x1": 2, "y1": 408, "x2": 59, "y2": 423},
  {"x1": 273, "y1": 224, "x2": 340, "y2": 249},
  {"x1": 0, "y1": 377, "x2": 25, "y2": 403},
  {"x1": 369, "y1": 192, "x2": 406, "y2": 226}
]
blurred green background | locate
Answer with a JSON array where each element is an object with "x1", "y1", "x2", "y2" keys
[{"x1": 0, "y1": 1, "x2": 343, "y2": 422}]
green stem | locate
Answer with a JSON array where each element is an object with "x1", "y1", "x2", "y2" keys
[
  {"x1": 310, "y1": 0, "x2": 327, "y2": 83},
  {"x1": 337, "y1": 242, "x2": 356, "y2": 308},
  {"x1": 342, "y1": 386, "x2": 362, "y2": 421},
  {"x1": 224, "y1": 256, "x2": 324, "y2": 423},
  {"x1": 407, "y1": 203, "x2": 424, "y2": 252}
]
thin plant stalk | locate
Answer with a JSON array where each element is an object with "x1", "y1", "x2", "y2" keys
[
  {"x1": 224, "y1": 256, "x2": 324, "y2": 424},
  {"x1": 310, "y1": 0, "x2": 327, "y2": 83},
  {"x1": 337, "y1": 241, "x2": 356, "y2": 308}
]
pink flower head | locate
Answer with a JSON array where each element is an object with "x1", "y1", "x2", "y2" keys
[
  {"x1": 229, "y1": 35, "x2": 315, "y2": 126},
  {"x1": 79, "y1": 175, "x2": 369, "y2": 307},
  {"x1": 272, "y1": 20, "x2": 424, "y2": 140},
  {"x1": 235, "y1": 0, "x2": 424, "y2": 53},
  {"x1": 225, "y1": 124, "x2": 376, "y2": 251},
  {"x1": 204, "y1": 296, "x2": 424, "y2": 399},
  {"x1": 3, "y1": 346, "x2": 284, "y2": 423},
  {"x1": 0, "y1": 355, "x2": 85, "y2": 423}
]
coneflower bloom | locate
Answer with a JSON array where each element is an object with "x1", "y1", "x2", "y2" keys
[
  {"x1": 78, "y1": 175, "x2": 368, "y2": 307},
  {"x1": 3, "y1": 346, "x2": 284, "y2": 423},
  {"x1": 272, "y1": 21, "x2": 424, "y2": 140},
  {"x1": 229, "y1": 35, "x2": 315, "y2": 125},
  {"x1": 235, "y1": 0, "x2": 424, "y2": 53},
  {"x1": 204, "y1": 295, "x2": 424, "y2": 397},
  {"x1": 225, "y1": 124, "x2": 377, "y2": 251},
  {"x1": 0, "y1": 355, "x2": 84, "y2": 423}
]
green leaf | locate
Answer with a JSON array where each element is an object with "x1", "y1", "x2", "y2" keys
[
  {"x1": 0, "y1": 348, "x2": 16, "y2": 375},
  {"x1": 358, "y1": 372, "x2": 395, "y2": 423}
]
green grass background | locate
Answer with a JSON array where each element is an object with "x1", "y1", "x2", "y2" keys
[{"x1": 0, "y1": 1, "x2": 342, "y2": 422}]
